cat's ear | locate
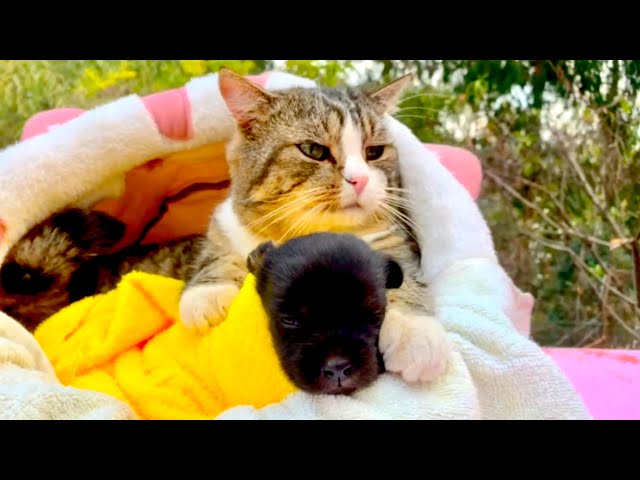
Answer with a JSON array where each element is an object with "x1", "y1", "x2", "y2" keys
[
  {"x1": 247, "y1": 241, "x2": 276, "y2": 275},
  {"x1": 368, "y1": 74, "x2": 415, "y2": 115},
  {"x1": 67, "y1": 261, "x2": 101, "y2": 302},
  {"x1": 383, "y1": 255, "x2": 404, "y2": 289},
  {"x1": 218, "y1": 67, "x2": 275, "y2": 128},
  {"x1": 51, "y1": 209, "x2": 126, "y2": 253}
]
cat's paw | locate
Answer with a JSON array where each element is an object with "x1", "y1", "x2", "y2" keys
[
  {"x1": 379, "y1": 309, "x2": 452, "y2": 383},
  {"x1": 179, "y1": 283, "x2": 240, "y2": 332}
]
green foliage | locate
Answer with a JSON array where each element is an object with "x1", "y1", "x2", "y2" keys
[
  {"x1": 0, "y1": 60, "x2": 269, "y2": 148},
  {"x1": 284, "y1": 60, "x2": 355, "y2": 87},
  {"x1": 442, "y1": 60, "x2": 640, "y2": 347}
]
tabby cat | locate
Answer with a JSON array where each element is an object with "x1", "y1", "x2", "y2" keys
[
  {"x1": 0, "y1": 208, "x2": 200, "y2": 331},
  {"x1": 179, "y1": 68, "x2": 452, "y2": 383}
]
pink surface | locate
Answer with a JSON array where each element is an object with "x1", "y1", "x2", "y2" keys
[
  {"x1": 427, "y1": 144, "x2": 483, "y2": 200},
  {"x1": 21, "y1": 108, "x2": 86, "y2": 140},
  {"x1": 141, "y1": 87, "x2": 193, "y2": 141},
  {"x1": 543, "y1": 347, "x2": 640, "y2": 420}
]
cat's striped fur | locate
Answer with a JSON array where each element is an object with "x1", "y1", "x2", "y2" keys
[{"x1": 0, "y1": 208, "x2": 201, "y2": 331}]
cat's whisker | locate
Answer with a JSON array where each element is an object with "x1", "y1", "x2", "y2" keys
[
  {"x1": 249, "y1": 189, "x2": 326, "y2": 210},
  {"x1": 278, "y1": 201, "x2": 328, "y2": 242},
  {"x1": 384, "y1": 191, "x2": 413, "y2": 203},
  {"x1": 396, "y1": 91, "x2": 452, "y2": 105},
  {"x1": 384, "y1": 195, "x2": 416, "y2": 212},
  {"x1": 395, "y1": 105, "x2": 441, "y2": 113},
  {"x1": 250, "y1": 197, "x2": 318, "y2": 234},
  {"x1": 255, "y1": 193, "x2": 334, "y2": 238},
  {"x1": 372, "y1": 209, "x2": 384, "y2": 226},
  {"x1": 385, "y1": 204, "x2": 422, "y2": 233},
  {"x1": 394, "y1": 107, "x2": 440, "y2": 118},
  {"x1": 246, "y1": 191, "x2": 325, "y2": 229},
  {"x1": 297, "y1": 201, "x2": 330, "y2": 238},
  {"x1": 385, "y1": 202, "x2": 417, "y2": 216},
  {"x1": 384, "y1": 188, "x2": 412, "y2": 198},
  {"x1": 258, "y1": 187, "x2": 329, "y2": 204},
  {"x1": 293, "y1": 200, "x2": 331, "y2": 236},
  {"x1": 308, "y1": 201, "x2": 333, "y2": 232},
  {"x1": 246, "y1": 201, "x2": 306, "y2": 230},
  {"x1": 384, "y1": 194, "x2": 413, "y2": 205},
  {"x1": 320, "y1": 205, "x2": 330, "y2": 225},
  {"x1": 393, "y1": 114, "x2": 437, "y2": 121},
  {"x1": 379, "y1": 208, "x2": 420, "y2": 244},
  {"x1": 379, "y1": 203, "x2": 423, "y2": 241},
  {"x1": 253, "y1": 198, "x2": 320, "y2": 237},
  {"x1": 383, "y1": 189, "x2": 414, "y2": 206},
  {"x1": 267, "y1": 188, "x2": 335, "y2": 208},
  {"x1": 377, "y1": 207, "x2": 405, "y2": 234},
  {"x1": 392, "y1": 216, "x2": 422, "y2": 241},
  {"x1": 283, "y1": 209, "x2": 316, "y2": 241}
]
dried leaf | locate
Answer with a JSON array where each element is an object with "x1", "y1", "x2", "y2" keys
[{"x1": 609, "y1": 238, "x2": 631, "y2": 250}]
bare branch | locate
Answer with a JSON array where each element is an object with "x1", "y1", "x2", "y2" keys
[
  {"x1": 563, "y1": 146, "x2": 628, "y2": 240},
  {"x1": 517, "y1": 228, "x2": 640, "y2": 318}
]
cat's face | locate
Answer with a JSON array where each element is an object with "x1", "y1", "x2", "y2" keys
[
  {"x1": 219, "y1": 69, "x2": 413, "y2": 239},
  {"x1": 0, "y1": 209, "x2": 125, "y2": 330}
]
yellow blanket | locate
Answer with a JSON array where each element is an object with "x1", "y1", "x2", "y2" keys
[{"x1": 34, "y1": 271, "x2": 297, "y2": 420}]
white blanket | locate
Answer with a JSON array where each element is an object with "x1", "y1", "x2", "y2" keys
[{"x1": 0, "y1": 71, "x2": 590, "y2": 420}]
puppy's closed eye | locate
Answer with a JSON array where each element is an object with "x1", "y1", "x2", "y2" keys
[{"x1": 280, "y1": 317, "x2": 301, "y2": 328}]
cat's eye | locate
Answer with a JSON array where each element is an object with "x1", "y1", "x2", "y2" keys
[
  {"x1": 298, "y1": 143, "x2": 331, "y2": 161},
  {"x1": 0, "y1": 262, "x2": 55, "y2": 295},
  {"x1": 365, "y1": 145, "x2": 385, "y2": 161},
  {"x1": 280, "y1": 317, "x2": 300, "y2": 328}
]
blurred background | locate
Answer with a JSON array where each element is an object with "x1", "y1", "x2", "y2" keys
[{"x1": 1, "y1": 60, "x2": 639, "y2": 348}]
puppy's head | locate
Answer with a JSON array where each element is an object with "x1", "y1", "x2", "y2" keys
[
  {"x1": 0, "y1": 209, "x2": 125, "y2": 330},
  {"x1": 248, "y1": 232, "x2": 403, "y2": 395}
]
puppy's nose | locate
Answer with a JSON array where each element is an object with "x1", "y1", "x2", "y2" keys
[{"x1": 322, "y1": 355, "x2": 354, "y2": 380}]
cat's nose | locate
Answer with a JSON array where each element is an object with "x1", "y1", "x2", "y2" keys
[
  {"x1": 345, "y1": 174, "x2": 369, "y2": 196},
  {"x1": 322, "y1": 355, "x2": 354, "y2": 381}
]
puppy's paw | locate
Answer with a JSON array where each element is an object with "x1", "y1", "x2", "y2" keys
[
  {"x1": 379, "y1": 309, "x2": 452, "y2": 383},
  {"x1": 179, "y1": 283, "x2": 239, "y2": 332}
]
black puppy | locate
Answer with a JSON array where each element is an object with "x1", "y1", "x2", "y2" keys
[{"x1": 247, "y1": 232, "x2": 404, "y2": 395}]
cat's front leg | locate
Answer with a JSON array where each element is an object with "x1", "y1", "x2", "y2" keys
[
  {"x1": 179, "y1": 240, "x2": 246, "y2": 332},
  {"x1": 378, "y1": 307, "x2": 452, "y2": 383},
  {"x1": 180, "y1": 283, "x2": 240, "y2": 331}
]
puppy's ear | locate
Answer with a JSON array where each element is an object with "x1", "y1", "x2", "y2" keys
[
  {"x1": 247, "y1": 241, "x2": 276, "y2": 275},
  {"x1": 384, "y1": 256, "x2": 404, "y2": 289},
  {"x1": 51, "y1": 209, "x2": 126, "y2": 253}
]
